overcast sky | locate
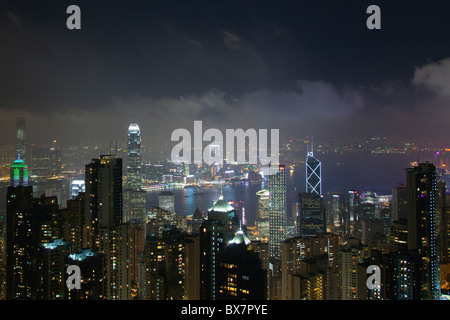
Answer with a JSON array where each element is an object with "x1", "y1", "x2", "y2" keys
[{"x1": 1, "y1": 0, "x2": 450, "y2": 147}]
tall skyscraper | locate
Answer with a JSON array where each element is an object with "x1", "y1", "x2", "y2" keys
[
  {"x1": 327, "y1": 192, "x2": 345, "y2": 236},
  {"x1": 207, "y1": 189, "x2": 237, "y2": 243},
  {"x1": 256, "y1": 189, "x2": 270, "y2": 242},
  {"x1": 84, "y1": 155, "x2": 130, "y2": 300},
  {"x1": 126, "y1": 123, "x2": 142, "y2": 191},
  {"x1": 15, "y1": 117, "x2": 26, "y2": 159},
  {"x1": 391, "y1": 185, "x2": 408, "y2": 222},
  {"x1": 6, "y1": 156, "x2": 34, "y2": 299},
  {"x1": 306, "y1": 140, "x2": 321, "y2": 195},
  {"x1": 217, "y1": 229, "x2": 267, "y2": 300},
  {"x1": 124, "y1": 123, "x2": 146, "y2": 223},
  {"x1": 268, "y1": 165, "x2": 287, "y2": 260},
  {"x1": 406, "y1": 162, "x2": 440, "y2": 300},
  {"x1": 297, "y1": 192, "x2": 326, "y2": 237},
  {"x1": 199, "y1": 220, "x2": 224, "y2": 300}
]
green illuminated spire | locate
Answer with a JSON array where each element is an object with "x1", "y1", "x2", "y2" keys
[{"x1": 10, "y1": 154, "x2": 29, "y2": 187}]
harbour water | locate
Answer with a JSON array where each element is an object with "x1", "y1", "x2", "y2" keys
[{"x1": 146, "y1": 150, "x2": 436, "y2": 226}]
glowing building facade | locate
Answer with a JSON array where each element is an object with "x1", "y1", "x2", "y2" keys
[
  {"x1": 127, "y1": 123, "x2": 142, "y2": 191},
  {"x1": 306, "y1": 142, "x2": 321, "y2": 195},
  {"x1": 268, "y1": 165, "x2": 287, "y2": 260},
  {"x1": 406, "y1": 162, "x2": 440, "y2": 300}
]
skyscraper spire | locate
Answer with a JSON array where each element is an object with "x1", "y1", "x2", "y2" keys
[{"x1": 306, "y1": 136, "x2": 321, "y2": 195}]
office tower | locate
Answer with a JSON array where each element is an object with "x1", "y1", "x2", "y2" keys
[
  {"x1": 217, "y1": 229, "x2": 267, "y2": 300},
  {"x1": 406, "y1": 162, "x2": 440, "y2": 300},
  {"x1": 199, "y1": 220, "x2": 224, "y2": 300},
  {"x1": 327, "y1": 192, "x2": 345, "y2": 236},
  {"x1": 127, "y1": 123, "x2": 142, "y2": 191},
  {"x1": 84, "y1": 155, "x2": 131, "y2": 300},
  {"x1": 339, "y1": 238, "x2": 367, "y2": 300},
  {"x1": 63, "y1": 194, "x2": 85, "y2": 251},
  {"x1": 268, "y1": 165, "x2": 287, "y2": 260},
  {"x1": 306, "y1": 141, "x2": 321, "y2": 195},
  {"x1": 67, "y1": 249, "x2": 106, "y2": 300},
  {"x1": 297, "y1": 192, "x2": 326, "y2": 237},
  {"x1": 38, "y1": 239, "x2": 72, "y2": 300},
  {"x1": 124, "y1": 124, "x2": 146, "y2": 223},
  {"x1": 207, "y1": 189, "x2": 237, "y2": 243},
  {"x1": 281, "y1": 233, "x2": 339, "y2": 300},
  {"x1": 15, "y1": 117, "x2": 26, "y2": 159},
  {"x1": 256, "y1": 189, "x2": 270, "y2": 242},
  {"x1": 346, "y1": 190, "x2": 360, "y2": 236},
  {"x1": 391, "y1": 185, "x2": 408, "y2": 222},
  {"x1": 159, "y1": 191, "x2": 175, "y2": 213},
  {"x1": 6, "y1": 156, "x2": 34, "y2": 299}
]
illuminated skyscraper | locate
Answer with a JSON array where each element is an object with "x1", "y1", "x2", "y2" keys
[
  {"x1": 15, "y1": 117, "x2": 26, "y2": 159},
  {"x1": 297, "y1": 192, "x2": 326, "y2": 237},
  {"x1": 256, "y1": 189, "x2": 270, "y2": 242},
  {"x1": 207, "y1": 189, "x2": 237, "y2": 243},
  {"x1": 124, "y1": 124, "x2": 146, "y2": 223},
  {"x1": 85, "y1": 155, "x2": 131, "y2": 300},
  {"x1": 9, "y1": 155, "x2": 29, "y2": 187},
  {"x1": 6, "y1": 156, "x2": 33, "y2": 300},
  {"x1": 126, "y1": 123, "x2": 142, "y2": 191},
  {"x1": 217, "y1": 229, "x2": 267, "y2": 300},
  {"x1": 306, "y1": 140, "x2": 321, "y2": 195},
  {"x1": 268, "y1": 164, "x2": 287, "y2": 260},
  {"x1": 199, "y1": 220, "x2": 224, "y2": 300},
  {"x1": 327, "y1": 192, "x2": 345, "y2": 235},
  {"x1": 406, "y1": 162, "x2": 440, "y2": 300}
]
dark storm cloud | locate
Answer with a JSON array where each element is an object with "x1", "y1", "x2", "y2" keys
[{"x1": 1, "y1": 0, "x2": 450, "y2": 146}]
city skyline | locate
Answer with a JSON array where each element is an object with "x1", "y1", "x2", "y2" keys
[{"x1": 2, "y1": 0, "x2": 450, "y2": 305}]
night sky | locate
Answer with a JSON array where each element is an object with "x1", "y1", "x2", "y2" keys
[{"x1": 1, "y1": 0, "x2": 450, "y2": 147}]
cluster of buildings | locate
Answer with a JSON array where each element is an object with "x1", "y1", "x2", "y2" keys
[{"x1": 0, "y1": 118, "x2": 448, "y2": 300}]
